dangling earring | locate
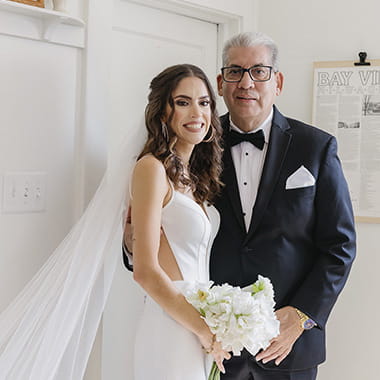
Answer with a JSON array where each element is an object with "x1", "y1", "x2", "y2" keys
[
  {"x1": 203, "y1": 126, "x2": 214, "y2": 143},
  {"x1": 161, "y1": 122, "x2": 169, "y2": 142}
]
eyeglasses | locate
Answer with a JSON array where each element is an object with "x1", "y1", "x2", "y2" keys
[{"x1": 221, "y1": 65, "x2": 274, "y2": 83}]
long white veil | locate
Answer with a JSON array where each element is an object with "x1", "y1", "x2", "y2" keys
[{"x1": 0, "y1": 139, "x2": 137, "y2": 380}]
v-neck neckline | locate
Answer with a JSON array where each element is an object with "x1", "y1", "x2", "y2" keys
[{"x1": 174, "y1": 190, "x2": 210, "y2": 222}]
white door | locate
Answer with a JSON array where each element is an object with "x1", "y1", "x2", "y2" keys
[
  {"x1": 108, "y1": 0, "x2": 219, "y2": 151},
  {"x1": 102, "y1": 2, "x2": 218, "y2": 379}
]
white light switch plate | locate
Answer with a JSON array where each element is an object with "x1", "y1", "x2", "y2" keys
[{"x1": 2, "y1": 172, "x2": 47, "y2": 213}]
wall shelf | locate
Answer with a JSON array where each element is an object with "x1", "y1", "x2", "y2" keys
[{"x1": 0, "y1": 0, "x2": 85, "y2": 48}]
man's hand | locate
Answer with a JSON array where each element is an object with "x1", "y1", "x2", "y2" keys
[
  {"x1": 255, "y1": 306, "x2": 303, "y2": 366},
  {"x1": 123, "y1": 206, "x2": 134, "y2": 253}
]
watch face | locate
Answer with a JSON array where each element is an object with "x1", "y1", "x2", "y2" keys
[{"x1": 303, "y1": 319, "x2": 316, "y2": 330}]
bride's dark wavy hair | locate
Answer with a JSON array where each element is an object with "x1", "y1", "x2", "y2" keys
[{"x1": 138, "y1": 64, "x2": 223, "y2": 204}]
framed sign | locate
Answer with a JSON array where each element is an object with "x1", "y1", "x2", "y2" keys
[
  {"x1": 8, "y1": 0, "x2": 44, "y2": 7},
  {"x1": 312, "y1": 60, "x2": 380, "y2": 223}
]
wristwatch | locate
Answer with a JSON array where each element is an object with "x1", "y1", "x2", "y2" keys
[{"x1": 295, "y1": 308, "x2": 316, "y2": 330}]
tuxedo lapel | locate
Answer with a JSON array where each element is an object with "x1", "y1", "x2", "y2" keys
[
  {"x1": 245, "y1": 107, "x2": 292, "y2": 241},
  {"x1": 219, "y1": 114, "x2": 246, "y2": 232}
]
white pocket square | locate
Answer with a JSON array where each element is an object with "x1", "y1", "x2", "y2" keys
[{"x1": 286, "y1": 165, "x2": 315, "y2": 189}]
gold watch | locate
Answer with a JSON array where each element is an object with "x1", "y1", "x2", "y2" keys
[{"x1": 295, "y1": 308, "x2": 316, "y2": 330}]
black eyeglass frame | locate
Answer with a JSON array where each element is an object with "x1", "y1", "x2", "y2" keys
[{"x1": 221, "y1": 65, "x2": 274, "y2": 83}]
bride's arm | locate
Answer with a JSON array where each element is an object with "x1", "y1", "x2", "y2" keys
[{"x1": 130, "y1": 156, "x2": 229, "y2": 371}]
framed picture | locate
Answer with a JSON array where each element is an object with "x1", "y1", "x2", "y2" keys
[{"x1": 9, "y1": 0, "x2": 45, "y2": 8}]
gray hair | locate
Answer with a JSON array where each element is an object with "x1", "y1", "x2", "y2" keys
[{"x1": 222, "y1": 32, "x2": 279, "y2": 72}]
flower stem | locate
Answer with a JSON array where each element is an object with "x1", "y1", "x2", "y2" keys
[{"x1": 208, "y1": 361, "x2": 220, "y2": 380}]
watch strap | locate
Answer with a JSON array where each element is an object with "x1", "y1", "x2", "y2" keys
[{"x1": 295, "y1": 308, "x2": 317, "y2": 330}]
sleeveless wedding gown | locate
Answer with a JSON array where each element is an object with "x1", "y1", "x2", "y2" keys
[{"x1": 134, "y1": 185, "x2": 220, "y2": 380}]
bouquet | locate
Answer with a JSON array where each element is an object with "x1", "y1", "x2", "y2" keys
[{"x1": 184, "y1": 275, "x2": 280, "y2": 380}]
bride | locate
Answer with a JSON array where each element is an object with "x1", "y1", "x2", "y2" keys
[
  {"x1": 131, "y1": 63, "x2": 230, "y2": 379},
  {"x1": 0, "y1": 63, "x2": 230, "y2": 379}
]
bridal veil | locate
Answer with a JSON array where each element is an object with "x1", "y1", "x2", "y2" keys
[{"x1": 0, "y1": 139, "x2": 136, "y2": 380}]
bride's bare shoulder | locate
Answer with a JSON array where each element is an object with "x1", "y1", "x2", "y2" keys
[{"x1": 133, "y1": 154, "x2": 166, "y2": 184}]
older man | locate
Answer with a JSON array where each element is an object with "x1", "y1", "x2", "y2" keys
[{"x1": 210, "y1": 32, "x2": 356, "y2": 380}]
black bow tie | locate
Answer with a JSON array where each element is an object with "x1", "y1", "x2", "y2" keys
[{"x1": 227, "y1": 129, "x2": 265, "y2": 150}]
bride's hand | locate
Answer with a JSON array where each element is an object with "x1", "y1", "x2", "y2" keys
[
  {"x1": 210, "y1": 340, "x2": 231, "y2": 373},
  {"x1": 200, "y1": 335, "x2": 231, "y2": 373}
]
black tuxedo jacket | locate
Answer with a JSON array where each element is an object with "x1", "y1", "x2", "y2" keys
[{"x1": 210, "y1": 107, "x2": 356, "y2": 371}]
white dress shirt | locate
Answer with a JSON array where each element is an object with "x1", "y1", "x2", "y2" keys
[{"x1": 230, "y1": 109, "x2": 273, "y2": 231}]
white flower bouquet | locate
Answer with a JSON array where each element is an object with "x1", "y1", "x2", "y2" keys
[{"x1": 184, "y1": 275, "x2": 280, "y2": 380}]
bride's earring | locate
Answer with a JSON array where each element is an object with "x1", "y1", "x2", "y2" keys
[{"x1": 161, "y1": 122, "x2": 169, "y2": 142}]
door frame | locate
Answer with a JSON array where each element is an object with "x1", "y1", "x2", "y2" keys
[{"x1": 127, "y1": 0, "x2": 242, "y2": 68}]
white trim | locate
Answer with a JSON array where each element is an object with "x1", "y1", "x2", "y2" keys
[{"x1": 78, "y1": 0, "x2": 112, "y2": 208}]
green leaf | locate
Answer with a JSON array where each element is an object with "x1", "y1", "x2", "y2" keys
[{"x1": 251, "y1": 281, "x2": 264, "y2": 295}]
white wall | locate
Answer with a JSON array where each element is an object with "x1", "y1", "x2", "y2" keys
[
  {"x1": 257, "y1": 1, "x2": 380, "y2": 379},
  {"x1": 0, "y1": 0, "x2": 85, "y2": 371},
  {"x1": 0, "y1": 36, "x2": 80, "y2": 307}
]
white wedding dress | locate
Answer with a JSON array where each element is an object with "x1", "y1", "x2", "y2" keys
[{"x1": 134, "y1": 184, "x2": 220, "y2": 380}]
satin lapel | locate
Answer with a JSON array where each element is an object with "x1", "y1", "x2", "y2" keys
[
  {"x1": 245, "y1": 109, "x2": 292, "y2": 241},
  {"x1": 219, "y1": 114, "x2": 246, "y2": 232},
  {"x1": 221, "y1": 145, "x2": 246, "y2": 232}
]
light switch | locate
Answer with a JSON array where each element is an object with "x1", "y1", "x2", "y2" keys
[{"x1": 2, "y1": 172, "x2": 47, "y2": 213}]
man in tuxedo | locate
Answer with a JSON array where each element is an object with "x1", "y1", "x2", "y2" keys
[{"x1": 211, "y1": 32, "x2": 356, "y2": 380}]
